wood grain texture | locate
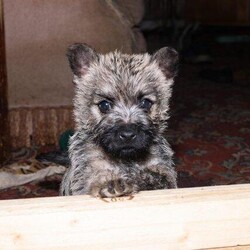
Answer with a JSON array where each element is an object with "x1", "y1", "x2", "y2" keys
[
  {"x1": 0, "y1": 184, "x2": 250, "y2": 249},
  {"x1": 0, "y1": 0, "x2": 10, "y2": 164}
]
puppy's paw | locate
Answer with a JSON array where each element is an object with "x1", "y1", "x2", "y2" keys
[{"x1": 91, "y1": 178, "x2": 138, "y2": 198}]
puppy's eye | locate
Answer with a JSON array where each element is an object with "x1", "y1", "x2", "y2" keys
[
  {"x1": 140, "y1": 99, "x2": 153, "y2": 111},
  {"x1": 98, "y1": 100, "x2": 112, "y2": 113}
]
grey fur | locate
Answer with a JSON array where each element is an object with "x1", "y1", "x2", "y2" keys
[{"x1": 60, "y1": 43, "x2": 178, "y2": 198}]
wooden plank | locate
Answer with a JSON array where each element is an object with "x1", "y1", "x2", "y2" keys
[
  {"x1": 0, "y1": 0, "x2": 10, "y2": 165},
  {"x1": 0, "y1": 184, "x2": 250, "y2": 249}
]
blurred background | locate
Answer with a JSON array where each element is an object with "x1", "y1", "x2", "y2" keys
[{"x1": 0, "y1": 0, "x2": 249, "y2": 199}]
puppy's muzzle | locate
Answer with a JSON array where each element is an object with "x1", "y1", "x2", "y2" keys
[{"x1": 96, "y1": 122, "x2": 154, "y2": 160}]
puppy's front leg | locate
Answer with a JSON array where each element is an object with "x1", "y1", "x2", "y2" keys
[{"x1": 142, "y1": 163, "x2": 177, "y2": 190}]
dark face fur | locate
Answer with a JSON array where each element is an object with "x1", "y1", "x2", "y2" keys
[
  {"x1": 67, "y1": 43, "x2": 178, "y2": 162},
  {"x1": 96, "y1": 123, "x2": 155, "y2": 160}
]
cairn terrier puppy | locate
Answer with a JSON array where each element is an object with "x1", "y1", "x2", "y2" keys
[{"x1": 60, "y1": 43, "x2": 178, "y2": 198}]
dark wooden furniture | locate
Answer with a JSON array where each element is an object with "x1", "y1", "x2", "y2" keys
[
  {"x1": 0, "y1": 0, "x2": 10, "y2": 165},
  {"x1": 185, "y1": 0, "x2": 250, "y2": 26}
]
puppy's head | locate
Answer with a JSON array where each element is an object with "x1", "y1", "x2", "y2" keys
[{"x1": 67, "y1": 43, "x2": 178, "y2": 160}]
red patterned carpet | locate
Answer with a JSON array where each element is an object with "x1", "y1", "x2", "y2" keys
[
  {"x1": 170, "y1": 65, "x2": 250, "y2": 187},
  {"x1": 0, "y1": 30, "x2": 249, "y2": 199}
]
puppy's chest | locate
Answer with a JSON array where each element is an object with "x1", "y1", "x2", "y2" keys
[{"x1": 89, "y1": 157, "x2": 146, "y2": 173}]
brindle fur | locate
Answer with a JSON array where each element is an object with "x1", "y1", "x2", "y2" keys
[{"x1": 60, "y1": 43, "x2": 179, "y2": 198}]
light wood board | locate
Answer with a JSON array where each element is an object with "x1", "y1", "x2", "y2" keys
[{"x1": 0, "y1": 184, "x2": 250, "y2": 249}]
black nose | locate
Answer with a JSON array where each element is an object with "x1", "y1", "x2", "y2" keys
[{"x1": 119, "y1": 130, "x2": 136, "y2": 141}]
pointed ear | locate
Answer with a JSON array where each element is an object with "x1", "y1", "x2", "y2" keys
[
  {"x1": 66, "y1": 43, "x2": 98, "y2": 77},
  {"x1": 152, "y1": 47, "x2": 179, "y2": 79}
]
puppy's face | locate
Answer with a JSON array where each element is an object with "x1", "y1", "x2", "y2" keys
[{"x1": 67, "y1": 44, "x2": 178, "y2": 160}]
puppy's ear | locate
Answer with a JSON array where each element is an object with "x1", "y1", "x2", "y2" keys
[
  {"x1": 66, "y1": 43, "x2": 98, "y2": 77},
  {"x1": 152, "y1": 47, "x2": 179, "y2": 79}
]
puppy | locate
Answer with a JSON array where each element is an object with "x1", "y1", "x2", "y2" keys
[{"x1": 60, "y1": 43, "x2": 178, "y2": 198}]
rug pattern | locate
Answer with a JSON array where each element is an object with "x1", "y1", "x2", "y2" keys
[{"x1": 169, "y1": 74, "x2": 250, "y2": 187}]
